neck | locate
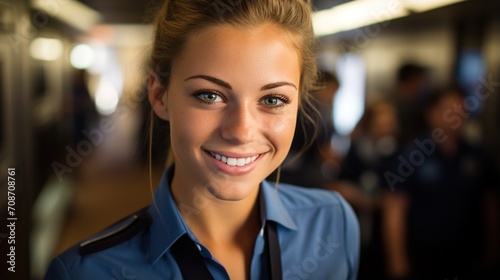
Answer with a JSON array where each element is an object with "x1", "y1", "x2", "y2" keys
[{"x1": 170, "y1": 173, "x2": 261, "y2": 245}]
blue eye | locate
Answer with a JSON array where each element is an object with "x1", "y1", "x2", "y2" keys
[
  {"x1": 262, "y1": 97, "x2": 282, "y2": 106},
  {"x1": 194, "y1": 90, "x2": 223, "y2": 103},
  {"x1": 260, "y1": 94, "x2": 290, "y2": 107}
]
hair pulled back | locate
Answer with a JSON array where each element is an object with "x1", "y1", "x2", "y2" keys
[
  {"x1": 148, "y1": 0, "x2": 322, "y2": 171},
  {"x1": 149, "y1": 0, "x2": 318, "y2": 107}
]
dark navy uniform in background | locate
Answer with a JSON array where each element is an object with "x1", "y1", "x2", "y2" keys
[
  {"x1": 390, "y1": 137, "x2": 496, "y2": 279},
  {"x1": 45, "y1": 168, "x2": 360, "y2": 280}
]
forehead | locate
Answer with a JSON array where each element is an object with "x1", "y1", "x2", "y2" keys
[
  {"x1": 186, "y1": 23, "x2": 299, "y2": 54},
  {"x1": 170, "y1": 24, "x2": 301, "y2": 86}
]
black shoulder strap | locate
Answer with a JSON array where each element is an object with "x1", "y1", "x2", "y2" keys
[
  {"x1": 171, "y1": 222, "x2": 282, "y2": 280},
  {"x1": 267, "y1": 221, "x2": 282, "y2": 280},
  {"x1": 80, "y1": 207, "x2": 151, "y2": 255},
  {"x1": 170, "y1": 234, "x2": 215, "y2": 280}
]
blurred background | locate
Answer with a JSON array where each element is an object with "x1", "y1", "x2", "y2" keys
[{"x1": 0, "y1": 0, "x2": 499, "y2": 279}]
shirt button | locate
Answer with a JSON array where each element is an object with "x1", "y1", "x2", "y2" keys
[{"x1": 196, "y1": 244, "x2": 202, "y2": 251}]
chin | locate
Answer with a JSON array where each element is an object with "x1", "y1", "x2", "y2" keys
[{"x1": 204, "y1": 180, "x2": 259, "y2": 201}]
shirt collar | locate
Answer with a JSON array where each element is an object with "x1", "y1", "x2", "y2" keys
[
  {"x1": 147, "y1": 168, "x2": 297, "y2": 263},
  {"x1": 260, "y1": 180, "x2": 297, "y2": 231},
  {"x1": 148, "y1": 167, "x2": 188, "y2": 264}
]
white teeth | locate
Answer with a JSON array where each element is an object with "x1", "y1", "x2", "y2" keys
[
  {"x1": 209, "y1": 152, "x2": 259, "y2": 167},
  {"x1": 236, "y1": 158, "x2": 246, "y2": 166},
  {"x1": 227, "y1": 158, "x2": 237, "y2": 166}
]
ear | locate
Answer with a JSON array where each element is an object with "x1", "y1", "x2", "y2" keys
[{"x1": 148, "y1": 71, "x2": 169, "y2": 121}]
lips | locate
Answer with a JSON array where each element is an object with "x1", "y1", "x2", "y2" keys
[{"x1": 209, "y1": 151, "x2": 259, "y2": 167}]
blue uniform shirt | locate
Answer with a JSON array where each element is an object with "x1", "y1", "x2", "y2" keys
[{"x1": 45, "y1": 169, "x2": 359, "y2": 279}]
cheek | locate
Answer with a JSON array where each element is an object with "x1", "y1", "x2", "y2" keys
[
  {"x1": 267, "y1": 113, "x2": 297, "y2": 149},
  {"x1": 169, "y1": 106, "x2": 204, "y2": 149},
  {"x1": 172, "y1": 111, "x2": 207, "y2": 143}
]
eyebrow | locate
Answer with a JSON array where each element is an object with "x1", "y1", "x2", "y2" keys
[
  {"x1": 185, "y1": 75, "x2": 297, "y2": 91},
  {"x1": 185, "y1": 75, "x2": 232, "y2": 90},
  {"x1": 261, "y1": 82, "x2": 297, "y2": 91}
]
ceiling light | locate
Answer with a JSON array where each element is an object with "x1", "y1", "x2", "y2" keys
[
  {"x1": 313, "y1": 0, "x2": 408, "y2": 36},
  {"x1": 30, "y1": 37, "x2": 63, "y2": 61},
  {"x1": 31, "y1": 0, "x2": 102, "y2": 31},
  {"x1": 95, "y1": 79, "x2": 119, "y2": 115},
  {"x1": 402, "y1": 0, "x2": 466, "y2": 13},
  {"x1": 70, "y1": 44, "x2": 95, "y2": 69},
  {"x1": 313, "y1": 0, "x2": 467, "y2": 36}
]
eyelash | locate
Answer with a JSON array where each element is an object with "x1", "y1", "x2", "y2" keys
[{"x1": 192, "y1": 90, "x2": 291, "y2": 108}]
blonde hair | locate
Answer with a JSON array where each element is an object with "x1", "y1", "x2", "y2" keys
[{"x1": 148, "y1": 0, "x2": 320, "y2": 169}]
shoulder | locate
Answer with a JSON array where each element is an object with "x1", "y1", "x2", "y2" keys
[
  {"x1": 273, "y1": 183, "x2": 360, "y2": 278},
  {"x1": 275, "y1": 182, "x2": 359, "y2": 232},
  {"x1": 78, "y1": 206, "x2": 151, "y2": 255},
  {"x1": 44, "y1": 207, "x2": 152, "y2": 279},
  {"x1": 276, "y1": 182, "x2": 351, "y2": 210},
  {"x1": 276, "y1": 181, "x2": 359, "y2": 234}
]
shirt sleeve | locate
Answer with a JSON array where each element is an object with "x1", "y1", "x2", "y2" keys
[{"x1": 44, "y1": 257, "x2": 71, "y2": 280}]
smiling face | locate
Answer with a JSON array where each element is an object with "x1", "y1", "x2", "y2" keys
[{"x1": 152, "y1": 24, "x2": 301, "y2": 201}]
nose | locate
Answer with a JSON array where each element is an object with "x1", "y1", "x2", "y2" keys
[{"x1": 220, "y1": 105, "x2": 257, "y2": 144}]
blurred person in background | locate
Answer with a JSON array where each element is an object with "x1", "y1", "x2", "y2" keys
[
  {"x1": 391, "y1": 63, "x2": 430, "y2": 146},
  {"x1": 44, "y1": 1, "x2": 360, "y2": 279},
  {"x1": 279, "y1": 69, "x2": 340, "y2": 189},
  {"x1": 333, "y1": 99, "x2": 400, "y2": 280},
  {"x1": 383, "y1": 87, "x2": 498, "y2": 280},
  {"x1": 71, "y1": 69, "x2": 97, "y2": 144}
]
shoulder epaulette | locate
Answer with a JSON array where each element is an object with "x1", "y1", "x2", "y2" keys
[{"x1": 79, "y1": 206, "x2": 152, "y2": 255}]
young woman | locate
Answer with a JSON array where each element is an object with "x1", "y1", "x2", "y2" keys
[{"x1": 45, "y1": 1, "x2": 359, "y2": 279}]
